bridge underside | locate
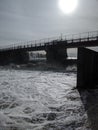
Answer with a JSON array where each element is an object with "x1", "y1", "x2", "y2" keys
[
  {"x1": 0, "y1": 50, "x2": 29, "y2": 65},
  {"x1": 77, "y1": 47, "x2": 98, "y2": 89},
  {"x1": 0, "y1": 46, "x2": 68, "y2": 65}
]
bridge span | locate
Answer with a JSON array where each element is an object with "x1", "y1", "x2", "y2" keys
[
  {"x1": 1, "y1": 30, "x2": 98, "y2": 51},
  {"x1": 0, "y1": 31, "x2": 98, "y2": 88},
  {"x1": 0, "y1": 31, "x2": 98, "y2": 65}
]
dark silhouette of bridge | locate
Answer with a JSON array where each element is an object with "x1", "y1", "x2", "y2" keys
[
  {"x1": 0, "y1": 30, "x2": 98, "y2": 88},
  {"x1": 0, "y1": 30, "x2": 98, "y2": 65},
  {"x1": 1, "y1": 31, "x2": 98, "y2": 51}
]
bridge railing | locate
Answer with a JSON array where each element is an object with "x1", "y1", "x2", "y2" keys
[
  {"x1": 60, "y1": 31, "x2": 98, "y2": 43},
  {"x1": 0, "y1": 30, "x2": 98, "y2": 51},
  {"x1": 62, "y1": 31, "x2": 98, "y2": 40}
]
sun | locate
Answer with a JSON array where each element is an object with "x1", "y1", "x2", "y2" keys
[{"x1": 58, "y1": 0, "x2": 78, "y2": 14}]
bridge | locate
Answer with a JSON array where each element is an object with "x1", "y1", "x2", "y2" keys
[
  {"x1": 1, "y1": 31, "x2": 98, "y2": 51},
  {"x1": 0, "y1": 30, "x2": 98, "y2": 89},
  {"x1": 0, "y1": 30, "x2": 98, "y2": 65}
]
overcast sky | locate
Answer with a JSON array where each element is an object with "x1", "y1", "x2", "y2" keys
[{"x1": 0, "y1": 0, "x2": 98, "y2": 48}]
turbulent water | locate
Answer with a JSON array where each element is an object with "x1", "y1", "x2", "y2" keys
[{"x1": 0, "y1": 68, "x2": 97, "y2": 130}]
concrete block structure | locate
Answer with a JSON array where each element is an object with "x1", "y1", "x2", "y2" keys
[{"x1": 77, "y1": 47, "x2": 98, "y2": 88}]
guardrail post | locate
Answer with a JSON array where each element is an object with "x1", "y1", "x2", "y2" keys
[
  {"x1": 60, "y1": 33, "x2": 62, "y2": 41},
  {"x1": 97, "y1": 31, "x2": 98, "y2": 40},
  {"x1": 87, "y1": 32, "x2": 89, "y2": 41},
  {"x1": 79, "y1": 38, "x2": 81, "y2": 42}
]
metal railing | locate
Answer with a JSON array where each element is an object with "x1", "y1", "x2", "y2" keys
[{"x1": 0, "y1": 30, "x2": 98, "y2": 51}]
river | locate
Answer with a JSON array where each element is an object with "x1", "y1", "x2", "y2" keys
[{"x1": 0, "y1": 68, "x2": 97, "y2": 130}]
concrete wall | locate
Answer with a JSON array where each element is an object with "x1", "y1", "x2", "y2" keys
[{"x1": 77, "y1": 47, "x2": 98, "y2": 88}]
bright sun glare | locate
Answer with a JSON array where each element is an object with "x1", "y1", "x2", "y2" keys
[{"x1": 59, "y1": 0, "x2": 78, "y2": 14}]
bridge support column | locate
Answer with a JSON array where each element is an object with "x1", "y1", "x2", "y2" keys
[
  {"x1": 0, "y1": 51, "x2": 9, "y2": 65},
  {"x1": 77, "y1": 47, "x2": 98, "y2": 89},
  {"x1": 0, "y1": 50, "x2": 29, "y2": 65},
  {"x1": 12, "y1": 50, "x2": 29, "y2": 64},
  {"x1": 46, "y1": 46, "x2": 67, "y2": 64}
]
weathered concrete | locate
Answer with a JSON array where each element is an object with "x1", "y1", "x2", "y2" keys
[
  {"x1": 0, "y1": 50, "x2": 29, "y2": 65},
  {"x1": 46, "y1": 45, "x2": 67, "y2": 64},
  {"x1": 77, "y1": 47, "x2": 98, "y2": 88}
]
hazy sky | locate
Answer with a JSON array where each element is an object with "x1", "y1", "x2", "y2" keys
[{"x1": 0, "y1": 0, "x2": 98, "y2": 47}]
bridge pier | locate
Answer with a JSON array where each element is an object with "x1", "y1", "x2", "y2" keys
[
  {"x1": 0, "y1": 50, "x2": 29, "y2": 65},
  {"x1": 77, "y1": 47, "x2": 98, "y2": 89},
  {"x1": 12, "y1": 50, "x2": 29, "y2": 64},
  {"x1": 46, "y1": 46, "x2": 67, "y2": 64},
  {"x1": 0, "y1": 51, "x2": 9, "y2": 65}
]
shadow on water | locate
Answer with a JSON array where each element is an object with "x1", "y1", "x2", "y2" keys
[{"x1": 78, "y1": 88, "x2": 98, "y2": 130}]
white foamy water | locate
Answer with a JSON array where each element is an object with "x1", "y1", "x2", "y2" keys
[{"x1": 0, "y1": 68, "x2": 91, "y2": 130}]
